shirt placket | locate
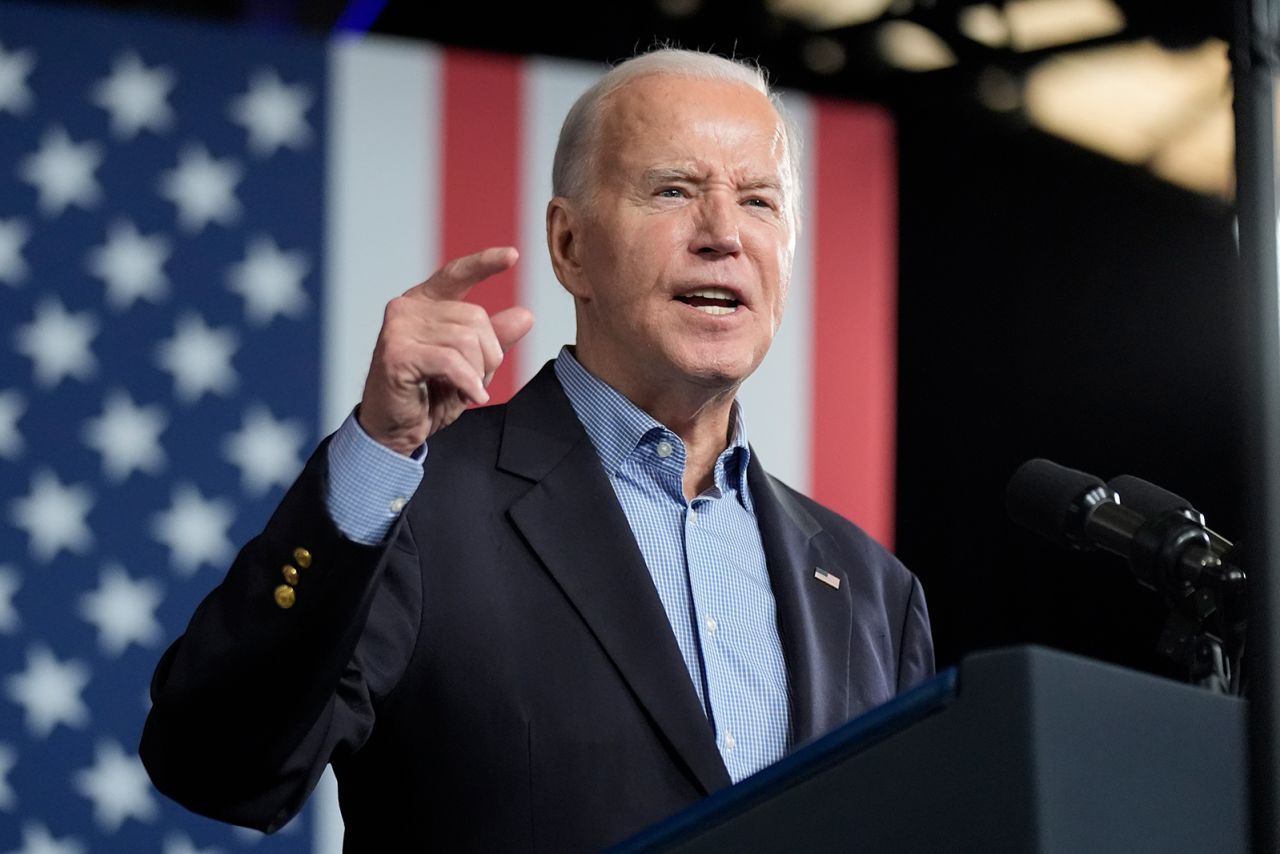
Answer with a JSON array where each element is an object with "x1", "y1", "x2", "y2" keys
[{"x1": 684, "y1": 455, "x2": 754, "y2": 777}]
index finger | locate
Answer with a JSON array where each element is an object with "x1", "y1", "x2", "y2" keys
[{"x1": 411, "y1": 246, "x2": 519, "y2": 302}]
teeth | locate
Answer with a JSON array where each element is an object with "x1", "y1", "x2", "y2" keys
[
  {"x1": 686, "y1": 287, "x2": 736, "y2": 300},
  {"x1": 694, "y1": 305, "x2": 735, "y2": 316}
]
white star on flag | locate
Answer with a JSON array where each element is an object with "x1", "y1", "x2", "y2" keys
[
  {"x1": 154, "y1": 313, "x2": 239, "y2": 403},
  {"x1": 78, "y1": 564, "x2": 164, "y2": 657},
  {"x1": 228, "y1": 67, "x2": 313, "y2": 157},
  {"x1": 0, "y1": 216, "x2": 32, "y2": 285},
  {"x1": 17, "y1": 126, "x2": 103, "y2": 217},
  {"x1": 90, "y1": 50, "x2": 176, "y2": 139},
  {"x1": 81, "y1": 389, "x2": 167, "y2": 481},
  {"x1": 0, "y1": 41, "x2": 36, "y2": 116},
  {"x1": 7, "y1": 822, "x2": 86, "y2": 854},
  {"x1": 222, "y1": 405, "x2": 306, "y2": 496},
  {"x1": 0, "y1": 390, "x2": 25, "y2": 460},
  {"x1": 0, "y1": 742, "x2": 16, "y2": 810},
  {"x1": 150, "y1": 483, "x2": 235, "y2": 575},
  {"x1": 227, "y1": 235, "x2": 310, "y2": 325},
  {"x1": 0, "y1": 566, "x2": 20, "y2": 634},
  {"x1": 9, "y1": 469, "x2": 95, "y2": 562},
  {"x1": 5, "y1": 645, "x2": 91, "y2": 739},
  {"x1": 71, "y1": 739, "x2": 158, "y2": 832},
  {"x1": 85, "y1": 220, "x2": 172, "y2": 311},
  {"x1": 157, "y1": 143, "x2": 242, "y2": 233},
  {"x1": 13, "y1": 299, "x2": 99, "y2": 389},
  {"x1": 164, "y1": 832, "x2": 225, "y2": 854}
]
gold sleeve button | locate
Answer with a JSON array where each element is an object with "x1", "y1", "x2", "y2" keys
[
  {"x1": 274, "y1": 584, "x2": 296, "y2": 609},
  {"x1": 282, "y1": 565, "x2": 299, "y2": 586},
  {"x1": 293, "y1": 547, "x2": 312, "y2": 569}
]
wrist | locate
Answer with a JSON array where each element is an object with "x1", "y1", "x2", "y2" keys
[{"x1": 354, "y1": 404, "x2": 426, "y2": 457}]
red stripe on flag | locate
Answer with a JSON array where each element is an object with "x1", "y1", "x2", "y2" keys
[
  {"x1": 810, "y1": 101, "x2": 898, "y2": 547},
  {"x1": 441, "y1": 49, "x2": 522, "y2": 403}
]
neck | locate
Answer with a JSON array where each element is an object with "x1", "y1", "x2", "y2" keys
[
  {"x1": 644, "y1": 390, "x2": 738, "y2": 501},
  {"x1": 572, "y1": 348, "x2": 739, "y2": 501}
]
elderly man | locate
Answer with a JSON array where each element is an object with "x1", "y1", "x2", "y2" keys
[{"x1": 141, "y1": 48, "x2": 934, "y2": 852}]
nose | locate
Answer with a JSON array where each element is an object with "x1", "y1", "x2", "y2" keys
[{"x1": 691, "y1": 193, "x2": 741, "y2": 257}]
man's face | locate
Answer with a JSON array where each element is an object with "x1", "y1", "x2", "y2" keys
[{"x1": 556, "y1": 74, "x2": 796, "y2": 403}]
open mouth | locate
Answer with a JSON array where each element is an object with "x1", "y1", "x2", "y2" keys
[{"x1": 673, "y1": 287, "x2": 741, "y2": 316}]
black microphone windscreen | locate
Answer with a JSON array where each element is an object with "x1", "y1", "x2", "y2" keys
[
  {"x1": 1006, "y1": 458, "x2": 1108, "y2": 547},
  {"x1": 1107, "y1": 474, "x2": 1196, "y2": 517}
]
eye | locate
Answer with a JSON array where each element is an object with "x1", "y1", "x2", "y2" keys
[
  {"x1": 743, "y1": 196, "x2": 776, "y2": 210},
  {"x1": 656, "y1": 187, "x2": 686, "y2": 199}
]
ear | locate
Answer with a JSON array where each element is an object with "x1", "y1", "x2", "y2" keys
[{"x1": 547, "y1": 197, "x2": 590, "y2": 300}]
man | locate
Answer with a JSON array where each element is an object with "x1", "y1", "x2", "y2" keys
[{"x1": 141, "y1": 48, "x2": 933, "y2": 852}]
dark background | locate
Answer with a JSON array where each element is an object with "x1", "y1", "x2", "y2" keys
[{"x1": 56, "y1": 0, "x2": 1244, "y2": 677}]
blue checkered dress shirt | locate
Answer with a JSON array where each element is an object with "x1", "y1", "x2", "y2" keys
[
  {"x1": 327, "y1": 348, "x2": 792, "y2": 782},
  {"x1": 553, "y1": 349, "x2": 791, "y2": 781}
]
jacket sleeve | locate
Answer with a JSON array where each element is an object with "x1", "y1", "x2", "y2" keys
[
  {"x1": 895, "y1": 573, "x2": 935, "y2": 694},
  {"x1": 139, "y1": 440, "x2": 422, "y2": 832}
]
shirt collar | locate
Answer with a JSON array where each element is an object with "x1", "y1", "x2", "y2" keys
[{"x1": 553, "y1": 347, "x2": 753, "y2": 497}]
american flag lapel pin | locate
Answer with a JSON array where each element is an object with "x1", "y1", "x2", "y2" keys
[{"x1": 814, "y1": 567, "x2": 841, "y2": 590}]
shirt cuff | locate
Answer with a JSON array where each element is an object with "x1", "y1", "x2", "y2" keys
[{"x1": 326, "y1": 411, "x2": 426, "y2": 545}]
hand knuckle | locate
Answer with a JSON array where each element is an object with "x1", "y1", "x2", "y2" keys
[
  {"x1": 460, "y1": 302, "x2": 487, "y2": 325},
  {"x1": 439, "y1": 257, "x2": 465, "y2": 280}
]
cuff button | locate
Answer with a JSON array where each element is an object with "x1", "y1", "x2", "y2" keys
[
  {"x1": 282, "y1": 565, "x2": 299, "y2": 586},
  {"x1": 293, "y1": 547, "x2": 312, "y2": 569},
  {"x1": 274, "y1": 584, "x2": 296, "y2": 609}
]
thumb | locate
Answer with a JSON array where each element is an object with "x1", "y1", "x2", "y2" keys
[{"x1": 491, "y1": 306, "x2": 535, "y2": 352}]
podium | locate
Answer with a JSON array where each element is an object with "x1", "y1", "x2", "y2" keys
[{"x1": 613, "y1": 646, "x2": 1247, "y2": 853}]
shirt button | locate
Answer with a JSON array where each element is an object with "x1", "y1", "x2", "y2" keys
[
  {"x1": 688, "y1": 509, "x2": 698, "y2": 524},
  {"x1": 705, "y1": 616, "x2": 717, "y2": 634},
  {"x1": 390, "y1": 496, "x2": 407, "y2": 513},
  {"x1": 655, "y1": 440, "x2": 673, "y2": 458},
  {"x1": 725, "y1": 731, "x2": 736, "y2": 752}
]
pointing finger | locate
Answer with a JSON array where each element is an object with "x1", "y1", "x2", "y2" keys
[{"x1": 411, "y1": 246, "x2": 519, "y2": 302}]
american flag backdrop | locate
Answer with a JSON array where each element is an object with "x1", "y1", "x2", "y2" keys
[{"x1": 0, "y1": 2, "x2": 897, "y2": 852}]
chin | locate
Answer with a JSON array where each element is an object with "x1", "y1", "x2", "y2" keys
[{"x1": 671, "y1": 351, "x2": 759, "y2": 391}]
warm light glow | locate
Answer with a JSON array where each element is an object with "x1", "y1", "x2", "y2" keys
[
  {"x1": 877, "y1": 20, "x2": 957, "y2": 71},
  {"x1": 977, "y1": 67, "x2": 1022, "y2": 112},
  {"x1": 803, "y1": 36, "x2": 849, "y2": 74},
  {"x1": 1006, "y1": 0, "x2": 1125, "y2": 52},
  {"x1": 1025, "y1": 39, "x2": 1230, "y2": 166},
  {"x1": 959, "y1": 4, "x2": 1011, "y2": 48},
  {"x1": 767, "y1": 0, "x2": 896, "y2": 28},
  {"x1": 1149, "y1": 94, "x2": 1234, "y2": 197},
  {"x1": 656, "y1": 0, "x2": 702, "y2": 16}
]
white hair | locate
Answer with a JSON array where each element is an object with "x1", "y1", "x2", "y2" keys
[{"x1": 551, "y1": 48, "x2": 802, "y2": 217}]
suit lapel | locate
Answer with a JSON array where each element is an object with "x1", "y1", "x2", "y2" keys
[
  {"x1": 499, "y1": 365, "x2": 732, "y2": 795},
  {"x1": 749, "y1": 454, "x2": 852, "y2": 746}
]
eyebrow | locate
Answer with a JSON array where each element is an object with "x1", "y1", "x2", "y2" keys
[
  {"x1": 641, "y1": 166, "x2": 784, "y2": 193},
  {"x1": 641, "y1": 166, "x2": 702, "y2": 185}
]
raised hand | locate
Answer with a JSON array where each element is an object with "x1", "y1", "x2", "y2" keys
[{"x1": 357, "y1": 247, "x2": 535, "y2": 455}]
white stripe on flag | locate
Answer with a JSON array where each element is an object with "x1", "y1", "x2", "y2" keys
[
  {"x1": 736, "y1": 92, "x2": 816, "y2": 494},
  {"x1": 324, "y1": 36, "x2": 441, "y2": 431}
]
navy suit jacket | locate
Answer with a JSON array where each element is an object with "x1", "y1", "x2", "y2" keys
[{"x1": 141, "y1": 362, "x2": 933, "y2": 852}]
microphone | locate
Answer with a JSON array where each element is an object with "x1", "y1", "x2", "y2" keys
[
  {"x1": 1006, "y1": 459, "x2": 1218, "y2": 596},
  {"x1": 1107, "y1": 474, "x2": 1234, "y2": 557}
]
